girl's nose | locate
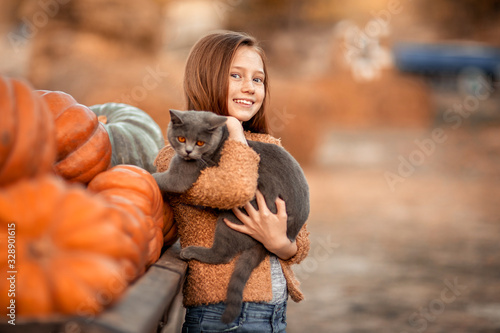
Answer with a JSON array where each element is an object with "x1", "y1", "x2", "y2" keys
[{"x1": 241, "y1": 79, "x2": 255, "y2": 94}]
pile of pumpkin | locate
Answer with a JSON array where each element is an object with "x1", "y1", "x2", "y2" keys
[{"x1": 0, "y1": 76, "x2": 176, "y2": 320}]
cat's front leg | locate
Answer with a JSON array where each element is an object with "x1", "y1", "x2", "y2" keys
[
  {"x1": 153, "y1": 170, "x2": 193, "y2": 193},
  {"x1": 152, "y1": 171, "x2": 169, "y2": 191},
  {"x1": 153, "y1": 157, "x2": 200, "y2": 193}
]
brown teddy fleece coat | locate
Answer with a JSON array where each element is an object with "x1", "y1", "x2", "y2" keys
[{"x1": 154, "y1": 131, "x2": 310, "y2": 307}]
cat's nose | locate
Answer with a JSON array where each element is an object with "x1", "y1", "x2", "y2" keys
[{"x1": 185, "y1": 146, "x2": 194, "y2": 154}]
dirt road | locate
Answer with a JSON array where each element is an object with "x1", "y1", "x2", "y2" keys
[{"x1": 287, "y1": 127, "x2": 500, "y2": 333}]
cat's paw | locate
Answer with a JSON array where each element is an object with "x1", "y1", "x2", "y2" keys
[{"x1": 180, "y1": 247, "x2": 197, "y2": 260}]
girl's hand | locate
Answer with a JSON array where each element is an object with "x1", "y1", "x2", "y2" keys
[
  {"x1": 225, "y1": 116, "x2": 247, "y2": 145},
  {"x1": 224, "y1": 190, "x2": 298, "y2": 260}
]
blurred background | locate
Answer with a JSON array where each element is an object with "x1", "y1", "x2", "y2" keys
[{"x1": 1, "y1": 0, "x2": 500, "y2": 331}]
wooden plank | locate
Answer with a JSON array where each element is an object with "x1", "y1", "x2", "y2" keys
[
  {"x1": 153, "y1": 242, "x2": 185, "y2": 274},
  {"x1": 0, "y1": 320, "x2": 68, "y2": 333},
  {"x1": 159, "y1": 287, "x2": 185, "y2": 333}
]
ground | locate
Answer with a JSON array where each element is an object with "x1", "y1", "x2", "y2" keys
[{"x1": 286, "y1": 126, "x2": 500, "y2": 333}]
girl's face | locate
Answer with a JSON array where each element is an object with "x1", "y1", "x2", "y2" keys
[{"x1": 227, "y1": 46, "x2": 265, "y2": 122}]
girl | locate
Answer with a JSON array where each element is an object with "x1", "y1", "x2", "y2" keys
[{"x1": 154, "y1": 31, "x2": 310, "y2": 333}]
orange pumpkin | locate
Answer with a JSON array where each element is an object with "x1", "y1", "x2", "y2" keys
[
  {"x1": 0, "y1": 77, "x2": 56, "y2": 186},
  {"x1": 87, "y1": 165, "x2": 175, "y2": 266},
  {"x1": 94, "y1": 194, "x2": 149, "y2": 277},
  {"x1": 163, "y1": 202, "x2": 178, "y2": 247},
  {"x1": 37, "y1": 90, "x2": 112, "y2": 184},
  {"x1": 0, "y1": 175, "x2": 142, "y2": 318}
]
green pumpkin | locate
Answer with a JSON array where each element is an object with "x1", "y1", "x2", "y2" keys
[{"x1": 90, "y1": 103, "x2": 164, "y2": 173}]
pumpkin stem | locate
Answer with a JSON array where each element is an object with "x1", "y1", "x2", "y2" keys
[{"x1": 98, "y1": 115, "x2": 108, "y2": 125}]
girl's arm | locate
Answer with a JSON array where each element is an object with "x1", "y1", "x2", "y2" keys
[
  {"x1": 179, "y1": 139, "x2": 260, "y2": 209},
  {"x1": 281, "y1": 223, "x2": 310, "y2": 264},
  {"x1": 153, "y1": 117, "x2": 260, "y2": 210}
]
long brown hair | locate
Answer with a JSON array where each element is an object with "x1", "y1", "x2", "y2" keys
[{"x1": 184, "y1": 31, "x2": 270, "y2": 134}]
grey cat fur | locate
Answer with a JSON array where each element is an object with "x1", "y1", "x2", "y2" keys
[{"x1": 153, "y1": 109, "x2": 309, "y2": 324}]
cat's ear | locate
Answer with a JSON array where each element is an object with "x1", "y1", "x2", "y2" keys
[
  {"x1": 207, "y1": 114, "x2": 227, "y2": 131},
  {"x1": 169, "y1": 109, "x2": 184, "y2": 125}
]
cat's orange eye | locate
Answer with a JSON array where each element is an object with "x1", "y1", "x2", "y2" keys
[
  {"x1": 178, "y1": 136, "x2": 186, "y2": 143},
  {"x1": 196, "y1": 141, "x2": 205, "y2": 146}
]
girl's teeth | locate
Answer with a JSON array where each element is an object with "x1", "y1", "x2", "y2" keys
[{"x1": 235, "y1": 99, "x2": 252, "y2": 105}]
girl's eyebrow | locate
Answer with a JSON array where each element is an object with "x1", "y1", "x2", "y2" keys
[{"x1": 230, "y1": 66, "x2": 265, "y2": 76}]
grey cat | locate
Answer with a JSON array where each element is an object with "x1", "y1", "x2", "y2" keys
[{"x1": 153, "y1": 109, "x2": 310, "y2": 323}]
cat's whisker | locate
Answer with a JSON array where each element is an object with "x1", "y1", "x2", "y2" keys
[{"x1": 199, "y1": 158, "x2": 209, "y2": 167}]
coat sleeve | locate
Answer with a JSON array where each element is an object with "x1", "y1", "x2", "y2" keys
[
  {"x1": 281, "y1": 223, "x2": 310, "y2": 265},
  {"x1": 154, "y1": 144, "x2": 175, "y2": 173},
  {"x1": 180, "y1": 140, "x2": 260, "y2": 209},
  {"x1": 155, "y1": 139, "x2": 260, "y2": 210}
]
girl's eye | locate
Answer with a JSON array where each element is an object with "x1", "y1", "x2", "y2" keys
[
  {"x1": 253, "y1": 77, "x2": 264, "y2": 83},
  {"x1": 230, "y1": 73, "x2": 241, "y2": 79},
  {"x1": 196, "y1": 141, "x2": 205, "y2": 147},
  {"x1": 178, "y1": 137, "x2": 186, "y2": 143}
]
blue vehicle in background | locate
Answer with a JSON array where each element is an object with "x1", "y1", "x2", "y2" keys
[
  {"x1": 392, "y1": 42, "x2": 500, "y2": 93},
  {"x1": 393, "y1": 41, "x2": 500, "y2": 124}
]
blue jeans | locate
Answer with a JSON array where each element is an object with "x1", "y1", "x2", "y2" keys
[{"x1": 182, "y1": 301, "x2": 287, "y2": 333}]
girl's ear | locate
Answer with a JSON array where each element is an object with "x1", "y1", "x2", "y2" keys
[{"x1": 169, "y1": 109, "x2": 184, "y2": 125}]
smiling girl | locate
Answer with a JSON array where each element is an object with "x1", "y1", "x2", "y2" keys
[{"x1": 154, "y1": 31, "x2": 310, "y2": 332}]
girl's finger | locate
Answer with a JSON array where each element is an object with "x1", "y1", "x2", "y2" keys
[
  {"x1": 242, "y1": 200, "x2": 259, "y2": 220},
  {"x1": 275, "y1": 197, "x2": 287, "y2": 219},
  {"x1": 255, "y1": 190, "x2": 268, "y2": 212},
  {"x1": 232, "y1": 206, "x2": 251, "y2": 223},
  {"x1": 224, "y1": 218, "x2": 248, "y2": 233}
]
